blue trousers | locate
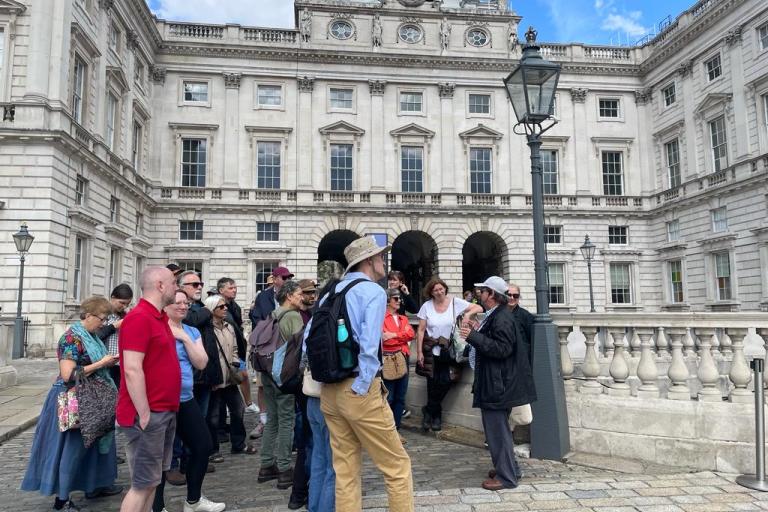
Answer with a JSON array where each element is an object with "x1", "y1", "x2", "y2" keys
[
  {"x1": 306, "y1": 397, "x2": 335, "y2": 512},
  {"x1": 383, "y1": 370, "x2": 409, "y2": 429}
]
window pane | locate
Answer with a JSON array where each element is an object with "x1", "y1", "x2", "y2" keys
[
  {"x1": 547, "y1": 263, "x2": 565, "y2": 304},
  {"x1": 665, "y1": 139, "x2": 680, "y2": 188},
  {"x1": 181, "y1": 139, "x2": 207, "y2": 187},
  {"x1": 667, "y1": 220, "x2": 680, "y2": 242},
  {"x1": 72, "y1": 57, "x2": 86, "y2": 123},
  {"x1": 184, "y1": 81, "x2": 208, "y2": 102},
  {"x1": 330, "y1": 144, "x2": 353, "y2": 191},
  {"x1": 599, "y1": 99, "x2": 619, "y2": 118},
  {"x1": 542, "y1": 150, "x2": 558, "y2": 195},
  {"x1": 258, "y1": 85, "x2": 282, "y2": 106},
  {"x1": 400, "y1": 146, "x2": 423, "y2": 193},
  {"x1": 709, "y1": 116, "x2": 728, "y2": 171},
  {"x1": 760, "y1": 24, "x2": 768, "y2": 50},
  {"x1": 602, "y1": 151, "x2": 623, "y2": 196},
  {"x1": 711, "y1": 207, "x2": 727, "y2": 233},
  {"x1": 706, "y1": 55, "x2": 721, "y2": 81},
  {"x1": 714, "y1": 252, "x2": 731, "y2": 300},
  {"x1": 330, "y1": 88, "x2": 353, "y2": 109},
  {"x1": 469, "y1": 147, "x2": 492, "y2": 194},
  {"x1": 254, "y1": 261, "x2": 279, "y2": 292},
  {"x1": 179, "y1": 220, "x2": 204, "y2": 241},
  {"x1": 73, "y1": 237, "x2": 84, "y2": 301},
  {"x1": 400, "y1": 92, "x2": 423, "y2": 112},
  {"x1": 608, "y1": 226, "x2": 628, "y2": 245},
  {"x1": 610, "y1": 263, "x2": 631, "y2": 304},
  {"x1": 669, "y1": 259, "x2": 684, "y2": 303},
  {"x1": 468, "y1": 93, "x2": 490, "y2": 114},
  {"x1": 257, "y1": 222, "x2": 280, "y2": 242},
  {"x1": 544, "y1": 225, "x2": 561, "y2": 244},
  {"x1": 257, "y1": 141, "x2": 281, "y2": 189},
  {"x1": 106, "y1": 93, "x2": 117, "y2": 151},
  {"x1": 662, "y1": 83, "x2": 676, "y2": 106}
]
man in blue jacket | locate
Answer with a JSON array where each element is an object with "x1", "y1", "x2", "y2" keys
[{"x1": 249, "y1": 266, "x2": 294, "y2": 326}]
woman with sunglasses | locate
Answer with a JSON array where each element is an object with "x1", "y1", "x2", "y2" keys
[
  {"x1": 381, "y1": 288, "x2": 415, "y2": 440},
  {"x1": 153, "y1": 291, "x2": 225, "y2": 512},
  {"x1": 203, "y1": 295, "x2": 254, "y2": 458}
]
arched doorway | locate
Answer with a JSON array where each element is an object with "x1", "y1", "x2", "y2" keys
[
  {"x1": 462, "y1": 232, "x2": 507, "y2": 294},
  {"x1": 317, "y1": 230, "x2": 360, "y2": 283},
  {"x1": 391, "y1": 231, "x2": 438, "y2": 307}
]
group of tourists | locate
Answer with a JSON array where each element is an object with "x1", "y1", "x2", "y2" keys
[{"x1": 20, "y1": 235, "x2": 537, "y2": 512}]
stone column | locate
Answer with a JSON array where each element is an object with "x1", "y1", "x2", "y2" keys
[
  {"x1": 222, "y1": 72, "x2": 242, "y2": 188},
  {"x1": 725, "y1": 27, "x2": 749, "y2": 159},
  {"x1": 369, "y1": 80, "x2": 386, "y2": 191},
  {"x1": 570, "y1": 88, "x2": 590, "y2": 193},
  {"x1": 438, "y1": 82, "x2": 455, "y2": 192},
  {"x1": 47, "y1": 0, "x2": 70, "y2": 106},
  {"x1": 677, "y1": 61, "x2": 699, "y2": 176},
  {"x1": 297, "y1": 76, "x2": 315, "y2": 190},
  {"x1": 24, "y1": 0, "x2": 55, "y2": 100},
  {"x1": 634, "y1": 89, "x2": 654, "y2": 196}
]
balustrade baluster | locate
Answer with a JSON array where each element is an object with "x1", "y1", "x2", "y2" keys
[
  {"x1": 603, "y1": 329, "x2": 614, "y2": 359},
  {"x1": 720, "y1": 330, "x2": 733, "y2": 356},
  {"x1": 710, "y1": 331, "x2": 721, "y2": 358},
  {"x1": 608, "y1": 328, "x2": 631, "y2": 396},
  {"x1": 630, "y1": 330, "x2": 641, "y2": 357},
  {"x1": 579, "y1": 326, "x2": 602, "y2": 394},
  {"x1": 558, "y1": 326, "x2": 575, "y2": 391},
  {"x1": 728, "y1": 328, "x2": 752, "y2": 403},
  {"x1": 683, "y1": 328, "x2": 696, "y2": 357},
  {"x1": 636, "y1": 327, "x2": 659, "y2": 398},
  {"x1": 695, "y1": 328, "x2": 722, "y2": 401},
  {"x1": 666, "y1": 328, "x2": 691, "y2": 400},
  {"x1": 656, "y1": 327, "x2": 670, "y2": 357}
]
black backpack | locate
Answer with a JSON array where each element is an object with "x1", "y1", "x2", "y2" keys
[{"x1": 305, "y1": 278, "x2": 368, "y2": 383}]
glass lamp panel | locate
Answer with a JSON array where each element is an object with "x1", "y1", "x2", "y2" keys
[
  {"x1": 504, "y1": 68, "x2": 528, "y2": 123},
  {"x1": 13, "y1": 227, "x2": 34, "y2": 252},
  {"x1": 523, "y1": 66, "x2": 558, "y2": 117}
]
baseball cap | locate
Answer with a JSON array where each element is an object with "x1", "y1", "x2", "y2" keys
[
  {"x1": 473, "y1": 276, "x2": 508, "y2": 296},
  {"x1": 272, "y1": 266, "x2": 294, "y2": 279}
]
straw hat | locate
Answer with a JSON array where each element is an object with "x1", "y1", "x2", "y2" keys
[{"x1": 343, "y1": 236, "x2": 390, "y2": 273}]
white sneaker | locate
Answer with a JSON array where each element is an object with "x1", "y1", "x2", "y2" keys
[
  {"x1": 246, "y1": 402, "x2": 260, "y2": 414},
  {"x1": 183, "y1": 495, "x2": 226, "y2": 512}
]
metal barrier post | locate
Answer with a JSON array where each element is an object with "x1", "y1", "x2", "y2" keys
[{"x1": 737, "y1": 357, "x2": 768, "y2": 491}]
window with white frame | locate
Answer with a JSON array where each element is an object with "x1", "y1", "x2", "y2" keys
[
  {"x1": 608, "y1": 226, "x2": 628, "y2": 245},
  {"x1": 181, "y1": 138, "x2": 207, "y2": 187},
  {"x1": 176, "y1": 260, "x2": 203, "y2": 274},
  {"x1": 469, "y1": 147, "x2": 492, "y2": 194},
  {"x1": 760, "y1": 23, "x2": 768, "y2": 51},
  {"x1": 257, "y1": 84, "x2": 282, "y2": 107},
  {"x1": 134, "y1": 59, "x2": 145, "y2": 87},
  {"x1": 257, "y1": 141, "x2": 281, "y2": 189},
  {"x1": 108, "y1": 21, "x2": 120, "y2": 53},
  {"x1": 106, "y1": 92, "x2": 118, "y2": 151},
  {"x1": 711, "y1": 207, "x2": 728, "y2": 233},
  {"x1": 183, "y1": 81, "x2": 209, "y2": 103},
  {"x1": 665, "y1": 139, "x2": 681, "y2": 188},
  {"x1": 179, "y1": 220, "x2": 204, "y2": 241},
  {"x1": 598, "y1": 98, "x2": 620, "y2": 118},
  {"x1": 667, "y1": 219, "x2": 680, "y2": 242},
  {"x1": 257, "y1": 222, "x2": 280, "y2": 242},
  {"x1": 72, "y1": 56, "x2": 86, "y2": 124},
  {"x1": 547, "y1": 263, "x2": 566, "y2": 304},
  {"x1": 669, "y1": 259, "x2": 684, "y2": 303},
  {"x1": 107, "y1": 246, "x2": 121, "y2": 292},
  {"x1": 254, "y1": 261, "x2": 279, "y2": 292},
  {"x1": 132, "y1": 121, "x2": 142, "y2": 169},
  {"x1": 400, "y1": 146, "x2": 424, "y2": 193},
  {"x1": 714, "y1": 251, "x2": 732, "y2": 300},
  {"x1": 109, "y1": 195, "x2": 120, "y2": 223},
  {"x1": 330, "y1": 143, "x2": 353, "y2": 191},
  {"x1": 468, "y1": 93, "x2": 491, "y2": 115},
  {"x1": 542, "y1": 150, "x2": 558, "y2": 195},
  {"x1": 72, "y1": 236, "x2": 86, "y2": 301},
  {"x1": 610, "y1": 263, "x2": 632, "y2": 304},
  {"x1": 543, "y1": 225, "x2": 562, "y2": 244},
  {"x1": 329, "y1": 87, "x2": 354, "y2": 110},
  {"x1": 135, "y1": 212, "x2": 143, "y2": 235},
  {"x1": 705, "y1": 54, "x2": 722, "y2": 82},
  {"x1": 601, "y1": 151, "x2": 624, "y2": 196},
  {"x1": 75, "y1": 176, "x2": 87, "y2": 206},
  {"x1": 662, "y1": 83, "x2": 676, "y2": 107},
  {"x1": 709, "y1": 116, "x2": 728, "y2": 171},
  {"x1": 399, "y1": 91, "x2": 423, "y2": 113}
]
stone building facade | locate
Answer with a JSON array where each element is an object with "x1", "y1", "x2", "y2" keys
[{"x1": 0, "y1": 0, "x2": 767, "y2": 349}]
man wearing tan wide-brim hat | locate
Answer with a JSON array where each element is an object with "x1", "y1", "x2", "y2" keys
[{"x1": 316, "y1": 236, "x2": 414, "y2": 511}]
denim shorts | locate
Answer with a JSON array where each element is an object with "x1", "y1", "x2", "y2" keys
[{"x1": 120, "y1": 411, "x2": 177, "y2": 489}]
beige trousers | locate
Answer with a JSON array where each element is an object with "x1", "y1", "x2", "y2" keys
[{"x1": 321, "y1": 376, "x2": 414, "y2": 512}]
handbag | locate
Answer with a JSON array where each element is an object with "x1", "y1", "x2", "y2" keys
[
  {"x1": 302, "y1": 367, "x2": 322, "y2": 398},
  {"x1": 215, "y1": 336, "x2": 244, "y2": 387},
  {"x1": 75, "y1": 368, "x2": 118, "y2": 448},
  {"x1": 510, "y1": 404, "x2": 533, "y2": 426},
  {"x1": 57, "y1": 371, "x2": 80, "y2": 432},
  {"x1": 382, "y1": 351, "x2": 407, "y2": 380}
]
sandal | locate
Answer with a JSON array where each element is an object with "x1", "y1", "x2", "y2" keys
[{"x1": 233, "y1": 444, "x2": 257, "y2": 455}]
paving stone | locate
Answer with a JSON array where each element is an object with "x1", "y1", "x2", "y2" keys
[
  {"x1": 524, "y1": 499, "x2": 580, "y2": 510},
  {"x1": 611, "y1": 480, "x2": 651, "y2": 489},
  {"x1": 578, "y1": 497, "x2": 634, "y2": 507},
  {"x1": 636, "y1": 506, "x2": 685, "y2": 512},
  {"x1": 459, "y1": 493, "x2": 501, "y2": 504},
  {"x1": 530, "y1": 491, "x2": 571, "y2": 501},
  {"x1": 630, "y1": 496, "x2": 675, "y2": 506},
  {"x1": 592, "y1": 507, "x2": 639, "y2": 512},
  {"x1": 637, "y1": 487, "x2": 684, "y2": 497},
  {"x1": 670, "y1": 495, "x2": 710, "y2": 504},
  {"x1": 606, "y1": 489, "x2": 641, "y2": 498},
  {"x1": 566, "y1": 489, "x2": 611, "y2": 499}
]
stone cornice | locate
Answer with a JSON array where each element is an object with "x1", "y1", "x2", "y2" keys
[
  {"x1": 104, "y1": 222, "x2": 133, "y2": 240},
  {"x1": 696, "y1": 232, "x2": 738, "y2": 247},
  {"x1": 68, "y1": 207, "x2": 100, "y2": 227},
  {"x1": 130, "y1": 235, "x2": 153, "y2": 249},
  {"x1": 656, "y1": 241, "x2": 688, "y2": 253},
  {"x1": 294, "y1": 1, "x2": 521, "y2": 22},
  {"x1": 158, "y1": 43, "x2": 641, "y2": 76},
  {"x1": 243, "y1": 246, "x2": 293, "y2": 257},
  {"x1": 163, "y1": 244, "x2": 215, "y2": 253}
]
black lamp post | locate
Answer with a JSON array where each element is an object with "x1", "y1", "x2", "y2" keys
[
  {"x1": 12, "y1": 222, "x2": 34, "y2": 359},
  {"x1": 504, "y1": 26, "x2": 569, "y2": 461},
  {"x1": 580, "y1": 235, "x2": 597, "y2": 313}
]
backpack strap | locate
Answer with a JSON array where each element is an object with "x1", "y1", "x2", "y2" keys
[{"x1": 328, "y1": 278, "x2": 370, "y2": 319}]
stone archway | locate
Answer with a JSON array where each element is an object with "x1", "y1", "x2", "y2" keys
[
  {"x1": 317, "y1": 229, "x2": 360, "y2": 283},
  {"x1": 391, "y1": 230, "x2": 438, "y2": 307},
  {"x1": 462, "y1": 231, "x2": 507, "y2": 294}
]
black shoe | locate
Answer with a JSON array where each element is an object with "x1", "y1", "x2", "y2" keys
[
  {"x1": 277, "y1": 468, "x2": 294, "y2": 489},
  {"x1": 258, "y1": 465, "x2": 279, "y2": 483},
  {"x1": 288, "y1": 496, "x2": 307, "y2": 510},
  {"x1": 421, "y1": 407, "x2": 431, "y2": 431},
  {"x1": 206, "y1": 463, "x2": 216, "y2": 473},
  {"x1": 431, "y1": 416, "x2": 442, "y2": 432},
  {"x1": 54, "y1": 500, "x2": 81, "y2": 511},
  {"x1": 85, "y1": 485, "x2": 123, "y2": 499}
]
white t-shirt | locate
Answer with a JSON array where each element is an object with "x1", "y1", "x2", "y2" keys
[{"x1": 417, "y1": 297, "x2": 471, "y2": 339}]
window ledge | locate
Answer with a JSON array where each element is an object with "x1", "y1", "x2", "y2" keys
[
  {"x1": 164, "y1": 244, "x2": 215, "y2": 253},
  {"x1": 696, "y1": 232, "x2": 737, "y2": 247},
  {"x1": 656, "y1": 241, "x2": 688, "y2": 253},
  {"x1": 605, "y1": 305, "x2": 641, "y2": 312},
  {"x1": 661, "y1": 303, "x2": 691, "y2": 311},
  {"x1": 705, "y1": 301, "x2": 741, "y2": 312}
]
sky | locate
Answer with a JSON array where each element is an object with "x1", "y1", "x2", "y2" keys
[{"x1": 146, "y1": 0, "x2": 697, "y2": 46}]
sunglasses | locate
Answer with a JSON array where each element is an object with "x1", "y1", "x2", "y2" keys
[
  {"x1": 507, "y1": 293, "x2": 520, "y2": 299},
  {"x1": 390, "y1": 296, "x2": 401, "y2": 302},
  {"x1": 215, "y1": 304, "x2": 227, "y2": 310},
  {"x1": 183, "y1": 281, "x2": 204, "y2": 288}
]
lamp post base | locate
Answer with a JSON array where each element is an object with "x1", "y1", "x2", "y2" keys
[
  {"x1": 12, "y1": 316, "x2": 24, "y2": 360},
  {"x1": 737, "y1": 475, "x2": 768, "y2": 492},
  {"x1": 530, "y1": 319, "x2": 570, "y2": 461}
]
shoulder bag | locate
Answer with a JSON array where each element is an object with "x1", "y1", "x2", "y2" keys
[
  {"x1": 215, "y1": 335, "x2": 244, "y2": 387},
  {"x1": 57, "y1": 368, "x2": 80, "y2": 432},
  {"x1": 75, "y1": 368, "x2": 118, "y2": 448},
  {"x1": 302, "y1": 367, "x2": 322, "y2": 398}
]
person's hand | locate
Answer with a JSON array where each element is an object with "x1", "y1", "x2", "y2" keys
[
  {"x1": 459, "y1": 325, "x2": 472, "y2": 339},
  {"x1": 113, "y1": 319, "x2": 123, "y2": 329},
  {"x1": 400, "y1": 284, "x2": 410, "y2": 295},
  {"x1": 139, "y1": 413, "x2": 150, "y2": 430},
  {"x1": 417, "y1": 353, "x2": 424, "y2": 366},
  {"x1": 382, "y1": 332, "x2": 397, "y2": 340},
  {"x1": 99, "y1": 354, "x2": 118, "y2": 368}
]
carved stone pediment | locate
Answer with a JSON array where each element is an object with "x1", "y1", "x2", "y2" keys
[
  {"x1": 0, "y1": 0, "x2": 26, "y2": 14},
  {"x1": 459, "y1": 124, "x2": 503, "y2": 140},
  {"x1": 319, "y1": 120, "x2": 365, "y2": 136},
  {"x1": 389, "y1": 123, "x2": 435, "y2": 139},
  {"x1": 694, "y1": 92, "x2": 732, "y2": 117},
  {"x1": 106, "y1": 66, "x2": 131, "y2": 92}
]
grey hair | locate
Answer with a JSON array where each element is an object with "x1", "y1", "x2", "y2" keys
[
  {"x1": 177, "y1": 270, "x2": 199, "y2": 286},
  {"x1": 492, "y1": 291, "x2": 509, "y2": 305},
  {"x1": 203, "y1": 294, "x2": 224, "y2": 313},
  {"x1": 276, "y1": 279, "x2": 301, "y2": 305},
  {"x1": 507, "y1": 282, "x2": 521, "y2": 294}
]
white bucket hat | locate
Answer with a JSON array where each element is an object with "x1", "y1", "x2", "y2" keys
[
  {"x1": 343, "y1": 236, "x2": 390, "y2": 273},
  {"x1": 473, "y1": 276, "x2": 508, "y2": 296}
]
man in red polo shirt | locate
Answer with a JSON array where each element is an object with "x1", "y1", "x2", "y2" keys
[{"x1": 118, "y1": 266, "x2": 181, "y2": 512}]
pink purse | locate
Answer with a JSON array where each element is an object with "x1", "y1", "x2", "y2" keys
[{"x1": 57, "y1": 386, "x2": 79, "y2": 432}]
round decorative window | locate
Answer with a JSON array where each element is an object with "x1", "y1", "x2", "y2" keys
[
  {"x1": 330, "y1": 20, "x2": 354, "y2": 40},
  {"x1": 467, "y1": 28, "x2": 489, "y2": 47},
  {"x1": 399, "y1": 24, "x2": 423, "y2": 44}
]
